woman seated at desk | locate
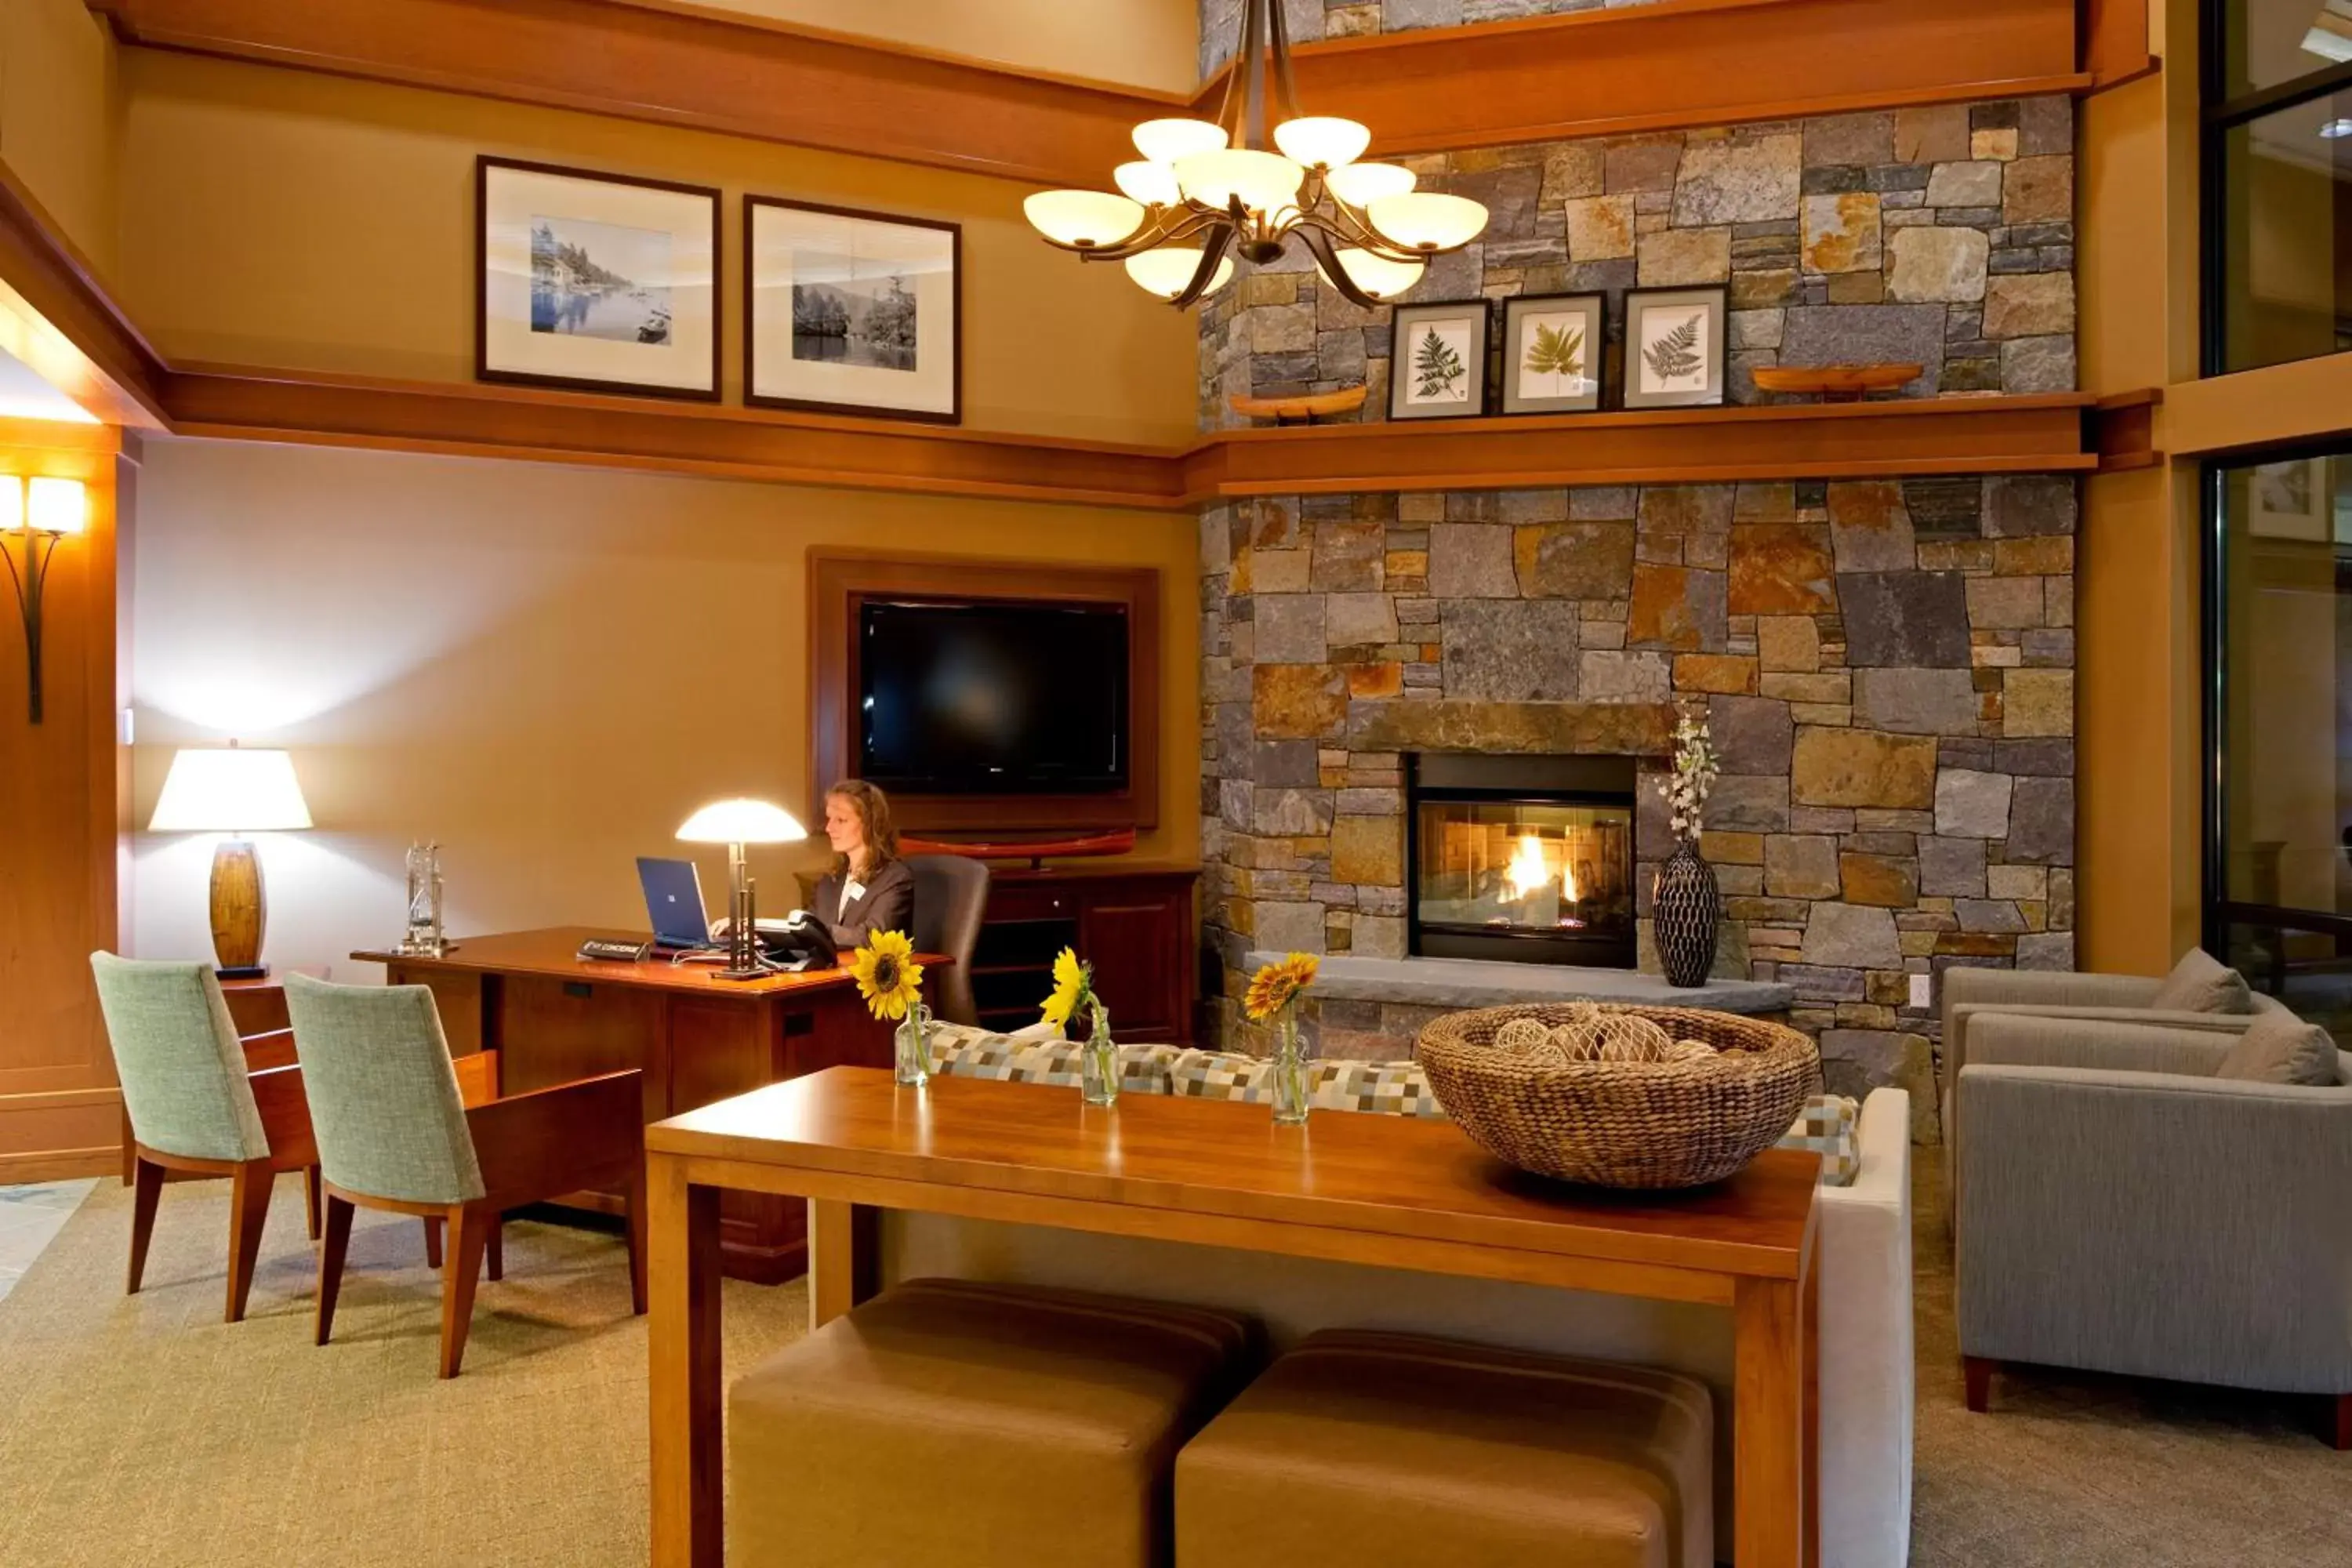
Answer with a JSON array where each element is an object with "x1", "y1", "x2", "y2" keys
[{"x1": 813, "y1": 779, "x2": 913, "y2": 948}]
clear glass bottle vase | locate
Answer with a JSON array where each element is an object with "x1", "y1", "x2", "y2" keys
[
  {"x1": 1271, "y1": 1012, "x2": 1310, "y2": 1127},
  {"x1": 1080, "y1": 998, "x2": 1119, "y2": 1107},
  {"x1": 894, "y1": 999, "x2": 934, "y2": 1087}
]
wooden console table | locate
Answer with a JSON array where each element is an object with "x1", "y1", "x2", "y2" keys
[
  {"x1": 354, "y1": 929, "x2": 927, "y2": 1283},
  {"x1": 646, "y1": 1069, "x2": 1818, "y2": 1567}
]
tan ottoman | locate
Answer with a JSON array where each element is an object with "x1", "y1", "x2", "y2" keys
[
  {"x1": 730, "y1": 1277, "x2": 1257, "y2": 1568},
  {"x1": 1177, "y1": 1330, "x2": 1713, "y2": 1568}
]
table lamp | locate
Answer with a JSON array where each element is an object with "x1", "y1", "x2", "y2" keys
[
  {"x1": 677, "y1": 798, "x2": 807, "y2": 981},
  {"x1": 148, "y1": 742, "x2": 314, "y2": 978}
]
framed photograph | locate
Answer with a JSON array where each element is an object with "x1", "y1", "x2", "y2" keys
[
  {"x1": 746, "y1": 197, "x2": 961, "y2": 424},
  {"x1": 1388, "y1": 299, "x2": 1490, "y2": 421},
  {"x1": 1500, "y1": 293, "x2": 1605, "y2": 415},
  {"x1": 1621, "y1": 287, "x2": 1727, "y2": 409},
  {"x1": 477, "y1": 157, "x2": 720, "y2": 401},
  {"x1": 2248, "y1": 457, "x2": 2332, "y2": 541}
]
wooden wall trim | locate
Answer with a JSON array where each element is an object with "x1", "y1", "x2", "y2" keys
[
  {"x1": 94, "y1": 0, "x2": 2102, "y2": 191},
  {"x1": 90, "y1": 0, "x2": 1170, "y2": 189},
  {"x1": 2080, "y1": 0, "x2": 2160, "y2": 92},
  {"x1": 0, "y1": 165, "x2": 170, "y2": 427},
  {"x1": 1178, "y1": 397, "x2": 2101, "y2": 503},
  {"x1": 165, "y1": 366, "x2": 1191, "y2": 510},
  {"x1": 1192, "y1": 0, "x2": 2089, "y2": 156},
  {"x1": 808, "y1": 550, "x2": 1163, "y2": 833}
]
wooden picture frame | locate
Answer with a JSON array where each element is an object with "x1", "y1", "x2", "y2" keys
[
  {"x1": 808, "y1": 551, "x2": 1160, "y2": 833},
  {"x1": 475, "y1": 156, "x2": 720, "y2": 401},
  {"x1": 2248, "y1": 457, "x2": 2332, "y2": 541},
  {"x1": 1621, "y1": 286, "x2": 1727, "y2": 410},
  {"x1": 1500, "y1": 293, "x2": 1606, "y2": 416},
  {"x1": 1388, "y1": 299, "x2": 1491, "y2": 421},
  {"x1": 746, "y1": 197, "x2": 962, "y2": 424}
]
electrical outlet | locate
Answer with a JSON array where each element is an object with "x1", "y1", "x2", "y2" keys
[{"x1": 1908, "y1": 973, "x2": 1932, "y2": 1010}]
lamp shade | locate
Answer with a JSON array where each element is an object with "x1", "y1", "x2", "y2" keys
[
  {"x1": 26, "y1": 477, "x2": 86, "y2": 535},
  {"x1": 149, "y1": 746, "x2": 313, "y2": 833},
  {"x1": 1125, "y1": 249, "x2": 1236, "y2": 300},
  {"x1": 1316, "y1": 248, "x2": 1426, "y2": 302},
  {"x1": 1023, "y1": 191, "x2": 1146, "y2": 249},
  {"x1": 1131, "y1": 117, "x2": 1229, "y2": 165},
  {"x1": 1325, "y1": 161, "x2": 1416, "y2": 209},
  {"x1": 1272, "y1": 116, "x2": 1370, "y2": 172},
  {"x1": 1113, "y1": 161, "x2": 1181, "y2": 208},
  {"x1": 677, "y1": 798, "x2": 807, "y2": 845},
  {"x1": 1367, "y1": 191, "x2": 1490, "y2": 251},
  {"x1": 1174, "y1": 148, "x2": 1305, "y2": 215}
]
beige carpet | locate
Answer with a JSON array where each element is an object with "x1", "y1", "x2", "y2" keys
[
  {"x1": 7, "y1": 1170, "x2": 2352, "y2": 1566},
  {"x1": 0, "y1": 1178, "x2": 800, "y2": 1568}
]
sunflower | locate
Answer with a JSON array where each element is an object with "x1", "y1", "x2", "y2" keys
[
  {"x1": 1243, "y1": 952, "x2": 1319, "y2": 1022},
  {"x1": 851, "y1": 929, "x2": 925, "y2": 1021},
  {"x1": 1040, "y1": 946, "x2": 1092, "y2": 1032}
]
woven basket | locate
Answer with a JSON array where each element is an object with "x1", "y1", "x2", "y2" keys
[{"x1": 1417, "y1": 1004, "x2": 1822, "y2": 1190}]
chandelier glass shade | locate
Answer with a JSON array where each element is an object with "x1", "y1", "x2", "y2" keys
[{"x1": 1022, "y1": 0, "x2": 1487, "y2": 308}]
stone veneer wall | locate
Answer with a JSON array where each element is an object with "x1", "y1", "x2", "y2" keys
[
  {"x1": 1198, "y1": 475, "x2": 2078, "y2": 1140},
  {"x1": 1201, "y1": 0, "x2": 1665, "y2": 74},
  {"x1": 1196, "y1": 96, "x2": 2076, "y2": 427}
]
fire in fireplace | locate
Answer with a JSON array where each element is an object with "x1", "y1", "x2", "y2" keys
[{"x1": 1406, "y1": 753, "x2": 1638, "y2": 968}]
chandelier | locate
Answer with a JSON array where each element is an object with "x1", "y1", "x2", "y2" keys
[{"x1": 1022, "y1": 0, "x2": 1490, "y2": 309}]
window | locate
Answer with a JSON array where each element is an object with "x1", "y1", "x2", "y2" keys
[
  {"x1": 2207, "y1": 441, "x2": 2352, "y2": 1034},
  {"x1": 2205, "y1": 2, "x2": 2352, "y2": 372}
]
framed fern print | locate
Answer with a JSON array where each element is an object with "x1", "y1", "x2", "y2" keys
[
  {"x1": 1501, "y1": 294, "x2": 1605, "y2": 415},
  {"x1": 1387, "y1": 299, "x2": 1490, "y2": 421},
  {"x1": 1621, "y1": 287, "x2": 1726, "y2": 409}
]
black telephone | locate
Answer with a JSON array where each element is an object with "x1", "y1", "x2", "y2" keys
[{"x1": 758, "y1": 909, "x2": 839, "y2": 971}]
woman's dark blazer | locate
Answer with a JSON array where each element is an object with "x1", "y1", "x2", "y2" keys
[{"x1": 811, "y1": 857, "x2": 916, "y2": 949}]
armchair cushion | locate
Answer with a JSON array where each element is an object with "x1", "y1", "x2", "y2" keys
[
  {"x1": 2148, "y1": 946, "x2": 2256, "y2": 1014},
  {"x1": 1167, "y1": 1048, "x2": 1446, "y2": 1118},
  {"x1": 2216, "y1": 1011, "x2": 2342, "y2": 1085}
]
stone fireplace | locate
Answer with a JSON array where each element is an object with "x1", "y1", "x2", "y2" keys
[{"x1": 1407, "y1": 753, "x2": 1636, "y2": 969}]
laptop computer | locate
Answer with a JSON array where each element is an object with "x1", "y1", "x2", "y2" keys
[{"x1": 637, "y1": 856, "x2": 718, "y2": 949}]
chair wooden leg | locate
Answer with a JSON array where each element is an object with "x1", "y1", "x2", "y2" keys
[
  {"x1": 126, "y1": 1156, "x2": 165, "y2": 1296},
  {"x1": 423, "y1": 1216, "x2": 442, "y2": 1270},
  {"x1": 437, "y1": 1205, "x2": 489, "y2": 1380},
  {"x1": 1964, "y1": 1356, "x2": 1995, "y2": 1414},
  {"x1": 224, "y1": 1161, "x2": 274, "y2": 1323},
  {"x1": 622, "y1": 1159, "x2": 648, "y2": 1316},
  {"x1": 314, "y1": 1195, "x2": 354, "y2": 1347},
  {"x1": 302, "y1": 1167, "x2": 322, "y2": 1242},
  {"x1": 2332, "y1": 1393, "x2": 2352, "y2": 1452},
  {"x1": 486, "y1": 1214, "x2": 503, "y2": 1283}
]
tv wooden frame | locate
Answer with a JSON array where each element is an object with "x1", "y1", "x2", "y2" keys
[{"x1": 809, "y1": 551, "x2": 1160, "y2": 833}]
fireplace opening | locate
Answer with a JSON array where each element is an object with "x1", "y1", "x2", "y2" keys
[{"x1": 1406, "y1": 753, "x2": 1638, "y2": 968}]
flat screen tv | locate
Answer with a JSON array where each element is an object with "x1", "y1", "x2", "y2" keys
[{"x1": 857, "y1": 597, "x2": 1130, "y2": 795}]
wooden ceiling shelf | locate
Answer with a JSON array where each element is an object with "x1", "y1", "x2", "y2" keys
[{"x1": 88, "y1": 0, "x2": 2128, "y2": 191}]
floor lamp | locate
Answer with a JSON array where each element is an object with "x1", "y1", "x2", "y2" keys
[
  {"x1": 677, "y1": 798, "x2": 808, "y2": 981},
  {"x1": 148, "y1": 743, "x2": 314, "y2": 978}
]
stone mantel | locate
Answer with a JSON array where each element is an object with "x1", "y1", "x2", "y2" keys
[{"x1": 1248, "y1": 953, "x2": 1794, "y2": 1016}]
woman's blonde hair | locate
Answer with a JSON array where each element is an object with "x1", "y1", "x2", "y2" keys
[{"x1": 825, "y1": 779, "x2": 899, "y2": 877}]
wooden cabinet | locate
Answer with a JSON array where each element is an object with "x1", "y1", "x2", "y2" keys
[{"x1": 971, "y1": 865, "x2": 1198, "y2": 1043}]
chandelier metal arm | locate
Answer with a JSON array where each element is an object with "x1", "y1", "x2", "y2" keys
[
  {"x1": 1290, "y1": 204, "x2": 1423, "y2": 265},
  {"x1": 1289, "y1": 223, "x2": 1379, "y2": 311},
  {"x1": 1267, "y1": 0, "x2": 1304, "y2": 126},
  {"x1": 1171, "y1": 224, "x2": 1238, "y2": 310}
]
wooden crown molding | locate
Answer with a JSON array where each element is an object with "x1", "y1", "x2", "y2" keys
[
  {"x1": 0, "y1": 145, "x2": 2136, "y2": 506},
  {"x1": 0, "y1": 166, "x2": 169, "y2": 427},
  {"x1": 93, "y1": 0, "x2": 2112, "y2": 191},
  {"x1": 1189, "y1": 0, "x2": 2091, "y2": 157}
]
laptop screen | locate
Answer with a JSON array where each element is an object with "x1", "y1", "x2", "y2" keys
[{"x1": 636, "y1": 856, "x2": 712, "y2": 947}]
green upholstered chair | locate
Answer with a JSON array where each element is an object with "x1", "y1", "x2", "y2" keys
[
  {"x1": 89, "y1": 952, "x2": 321, "y2": 1323},
  {"x1": 282, "y1": 974, "x2": 646, "y2": 1377}
]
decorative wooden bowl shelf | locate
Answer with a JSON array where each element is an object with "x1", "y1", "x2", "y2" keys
[
  {"x1": 1228, "y1": 387, "x2": 1368, "y2": 424},
  {"x1": 1750, "y1": 364, "x2": 1923, "y2": 401},
  {"x1": 900, "y1": 829, "x2": 1139, "y2": 866}
]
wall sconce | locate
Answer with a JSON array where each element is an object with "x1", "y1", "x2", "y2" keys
[{"x1": 1, "y1": 475, "x2": 87, "y2": 724}]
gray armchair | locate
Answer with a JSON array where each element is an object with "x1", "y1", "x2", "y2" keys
[{"x1": 1950, "y1": 1007, "x2": 2352, "y2": 1446}]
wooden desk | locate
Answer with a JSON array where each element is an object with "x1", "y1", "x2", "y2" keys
[
  {"x1": 645, "y1": 1069, "x2": 1819, "y2": 1568},
  {"x1": 354, "y1": 928, "x2": 924, "y2": 1283}
]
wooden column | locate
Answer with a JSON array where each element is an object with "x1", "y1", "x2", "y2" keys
[{"x1": 0, "y1": 417, "x2": 129, "y2": 1181}]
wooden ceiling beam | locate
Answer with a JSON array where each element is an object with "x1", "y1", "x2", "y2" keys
[{"x1": 91, "y1": 0, "x2": 2105, "y2": 193}]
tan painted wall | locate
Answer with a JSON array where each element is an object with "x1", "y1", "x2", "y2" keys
[
  {"x1": 0, "y1": 0, "x2": 118, "y2": 274},
  {"x1": 125, "y1": 437, "x2": 1200, "y2": 980},
  {"x1": 111, "y1": 49, "x2": 1199, "y2": 445},
  {"x1": 673, "y1": 0, "x2": 1200, "y2": 93}
]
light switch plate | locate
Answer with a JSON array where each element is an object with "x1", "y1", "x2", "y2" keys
[{"x1": 1908, "y1": 973, "x2": 1932, "y2": 1010}]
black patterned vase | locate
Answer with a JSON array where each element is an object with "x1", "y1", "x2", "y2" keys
[{"x1": 1653, "y1": 840, "x2": 1722, "y2": 988}]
